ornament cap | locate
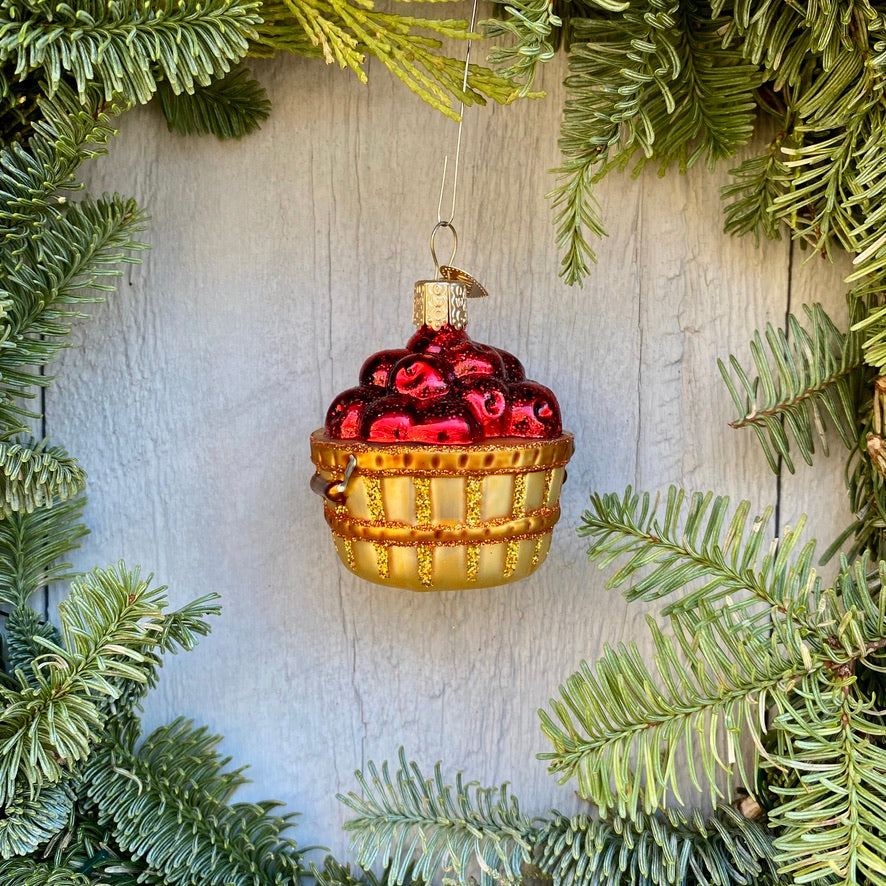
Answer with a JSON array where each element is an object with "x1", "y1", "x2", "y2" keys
[{"x1": 413, "y1": 279, "x2": 468, "y2": 330}]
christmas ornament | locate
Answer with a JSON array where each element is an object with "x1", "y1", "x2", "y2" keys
[
  {"x1": 309, "y1": 0, "x2": 573, "y2": 590},
  {"x1": 310, "y1": 266, "x2": 574, "y2": 591}
]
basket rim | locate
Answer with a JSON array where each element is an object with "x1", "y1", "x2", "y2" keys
[{"x1": 310, "y1": 430, "x2": 574, "y2": 476}]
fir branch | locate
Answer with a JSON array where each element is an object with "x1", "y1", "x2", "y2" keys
[
  {"x1": 254, "y1": 0, "x2": 521, "y2": 118},
  {"x1": 538, "y1": 611, "x2": 830, "y2": 820},
  {"x1": 0, "y1": 496, "x2": 87, "y2": 610},
  {"x1": 85, "y1": 718, "x2": 305, "y2": 886},
  {"x1": 0, "y1": 440, "x2": 85, "y2": 518},
  {"x1": 3, "y1": 606, "x2": 61, "y2": 683},
  {"x1": 483, "y1": 0, "x2": 564, "y2": 95},
  {"x1": 719, "y1": 302, "x2": 866, "y2": 473},
  {"x1": 0, "y1": 857, "x2": 88, "y2": 885},
  {"x1": 0, "y1": 781, "x2": 74, "y2": 859},
  {"x1": 535, "y1": 805, "x2": 778, "y2": 886},
  {"x1": 550, "y1": 3, "x2": 761, "y2": 283},
  {"x1": 0, "y1": 0, "x2": 262, "y2": 105},
  {"x1": 722, "y1": 139, "x2": 789, "y2": 243},
  {"x1": 340, "y1": 749, "x2": 536, "y2": 886},
  {"x1": 767, "y1": 690, "x2": 886, "y2": 886},
  {"x1": 157, "y1": 65, "x2": 270, "y2": 139},
  {"x1": 579, "y1": 486, "x2": 822, "y2": 637},
  {"x1": 0, "y1": 566, "x2": 218, "y2": 806}
]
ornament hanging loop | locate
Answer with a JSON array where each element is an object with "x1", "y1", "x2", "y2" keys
[{"x1": 430, "y1": 220, "x2": 458, "y2": 277}]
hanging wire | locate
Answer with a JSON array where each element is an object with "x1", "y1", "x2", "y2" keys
[{"x1": 430, "y1": 0, "x2": 480, "y2": 274}]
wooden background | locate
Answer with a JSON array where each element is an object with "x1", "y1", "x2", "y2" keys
[{"x1": 50, "y1": 50, "x2": 850, "y2": 859}]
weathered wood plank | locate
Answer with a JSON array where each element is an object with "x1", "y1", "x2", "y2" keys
[{"x1": 44, "y1": 53, "x2": 823, "y2": 857}]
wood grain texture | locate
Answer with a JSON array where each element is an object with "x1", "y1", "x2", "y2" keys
[{"x1": 46, "y1": 52, "x2": 845, "y2": 857}]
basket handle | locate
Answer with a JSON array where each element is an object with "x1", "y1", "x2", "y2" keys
[{"x1": 310, "y1": 454, "x2": 358, "y2": 505}]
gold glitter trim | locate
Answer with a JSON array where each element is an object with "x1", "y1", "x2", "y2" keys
[
  {"x1": 310, "y1": 431, "x2": 574, "y2": 476},
  {"x1": 466, "y1": 477, "x2": 482, "y2": 526},
  {"x1": 466, "y1": 545, "x2": 480, "y2": 581},
  {"x1": 417, "y1": 545, "x2": 433, "y2": 587},
  {"x1": 414, "y1": 477, "x2": 432, "y2": 525},
  {"x1": 364, "y1": 477, "x2": 385, "y2": 522},
  {"x1": 343, "y1": 538, "x2": 355, "y2": 569},
  {"x1": 530, "y1": 536, "x2": 544, "y2": 568},
  {"x1": 542, "y1": 469, "x2": 554, "y2": 507},
  {"x1": 374, "y1": 543, "x2": 389, "y2": 578},
  {"x1": 326, "y1": 507, "x2": 560, "y2": 545},
  {"x1": 503, "y1": 540, "x2": 520, "y2": 578},
  {"x1": 512, "y1": 473, "x2": 527, "y2": 516}
]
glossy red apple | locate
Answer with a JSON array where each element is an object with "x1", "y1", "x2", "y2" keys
[
  {"x1": 361, "y1": 395, "x2": 417, "y2": 442},
  {"x1": 448, "y1": 341, "x2": 505, "y2": 379},
  {"x1": 409, "y1": 399, "x2": 480, "y2": 444},
  {"x1": 390, "y1": 353, "x2": 452, "y2": 400},
  {"x1": 493, "y1": 347, "x2": 526, "y2": 382},
  {"x1": 359, "y1": 348, "x2": 410, "y2": 388},
  {"x1": 406, "y1": 325, "x2": 469, "y2": 355},
  {"x1": 457, "y1": 377, "x2": 509, "y2": 437},
  {"x1": 325, "y1": 386, "x2": 379, "y2": 439},
  {"x1": 505, "y1": 381, "x2": 562, "y2": 438}
]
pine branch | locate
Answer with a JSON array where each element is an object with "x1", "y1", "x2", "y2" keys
[
  {"x1": 538, "y1": 609, "x2": 830, "y2": 820},
  {"x1": 550, "y1": 3, "x2": 760, "y2": 284},
  {"x1": 722, "y1": 139, "x2": 789, "y2": 243},
  {"x1": 85, "y1": 718, "x2": 305, "y2": 886},
  {"x1": 0, "y1": 0, "x2": 261, "y2": 106},
  {"x1": 0, "y1": 440, "x2": 85, "y2": 518},
  {"x1": 719, "y1": 302, "x2": 866, "y2": 473},
  {"x1": 3, "y1": 606, "x2": 61, "y2": 683},
  {"x1": 0, "y1": 781, "x2": 74, "y2": 859},
  {"x1": 0, "y1": 565, "x2": 218, "y2": 806},
  {"x1": 254, "y1": 0, "x2": 521, "y2": 118},
  {"x1": 0, "y1": 858, "x2": 88, "y2": 885},
  {"x1": 768, "y1": 690, "x2": 886, "y2": 886},
  {"x1": 0, "y1": 496, "x2": 87, "y2": 610},
  {"x1": 157, "y1": 65, "x2": 270, "y2": 139},
  {"x1": 535, "y1": 805, "x2": 778, "y2": 886},
  {"x1": 483, "y1": 0, "x2": 564, "y2": 95},
  {"x1": 340, "y1": 749, "x2": 536, "y2": 886},
  {"x1": 580, "y1": 486, "x2": 822, "y2": 638}
]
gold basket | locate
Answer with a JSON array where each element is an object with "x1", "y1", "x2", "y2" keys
[{"x1": 309, "y1": 430, "x2": 574, "y2": 591}]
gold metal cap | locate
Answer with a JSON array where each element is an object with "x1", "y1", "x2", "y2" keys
[{"x1": 413, "y1": 279, "x2": 467, "y2": 330}]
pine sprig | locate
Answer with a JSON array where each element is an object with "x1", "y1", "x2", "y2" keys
[
  {"x1": 549, "y1": 3, "x2": 761, "y2": 283},
  {"x1": 157, "y1": 66, "x2": 271, "y2": 139},
  {"x1": 0, "y1": 565, "x2": 218, "y2": 806},
  {"x1": 340, "y1": 749, "x2": 536, "y2": 886},
  {"x1": 85, "y1": 718, "x2": 305, "y2": 886},
  {"x1": 535, "y1": 805, "x2": 778, "y2": 886},
  {"x1": 538, "y1": 610, "x2": 828, "y2": 819},
  {"x1": 0, "y1": 496, "x2": 87, "y2": 610},
  {"x1": 0, "y1": 858, "x2": 88, "y2": 885},
  {"x1": 0, "y1": 0, "x2": 262, "y2": 105},
  {"x1": 767, "y1": 690, "x2": 886, "y2": 886},
  {"x1": 579, "y1": 486, "x2": 821, "y2": 638},
  {"x1": 719, "y1": 302, "x2": 867, "y2": 473},
  {"x1": 0, "y1": 781, "x2": 74, "y2": 860},
  {"x1": 254, "y1": 0, "x2": 521, "y2": 118},
  {"x1": 0, "y1": 440, "x2": 85, "y2": 517}
]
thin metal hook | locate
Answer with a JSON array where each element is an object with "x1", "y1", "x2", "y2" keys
[
  {"x1": 430, "y1": 221, "x2": 459, "y2": 277},
  {"x1": 435, "y1": 0, "x2": 480, "y2": 231}
]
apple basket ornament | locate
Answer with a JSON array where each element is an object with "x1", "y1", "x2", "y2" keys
[{"x1": 309, "y1": 9, "x2": 573, "y2": 591}]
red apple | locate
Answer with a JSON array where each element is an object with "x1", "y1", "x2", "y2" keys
[
  {"x1": 361, "y1": 395, "x2": 417, "y2": 442},
  {"x1": 505, "y1": 381, "x2": 562, "y2": 438},
  {"x1": 493, "y1": 347, "x2": 526, "y2": 382},
  {"x1": 325, "y1": 386, "x2": 379, "y2": 439},
  {"x1": 457, "y1": 377, "x2": 509, "y2": 437},
  {"x1": 390, "y1": 353, "x2": 452, "y2": 400},
  {"x1": 359, "y1": 348, "x2": 410, "y2": 388},
  {"x1": 409, "y1": 399, "x2": 480, "y2": 444},
  {"x1": 448, "y1": 341, "x2": 506, "y2": 379},
  {"x1": 407, "y1": 325, "x2": 469, "y2": 355}
]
